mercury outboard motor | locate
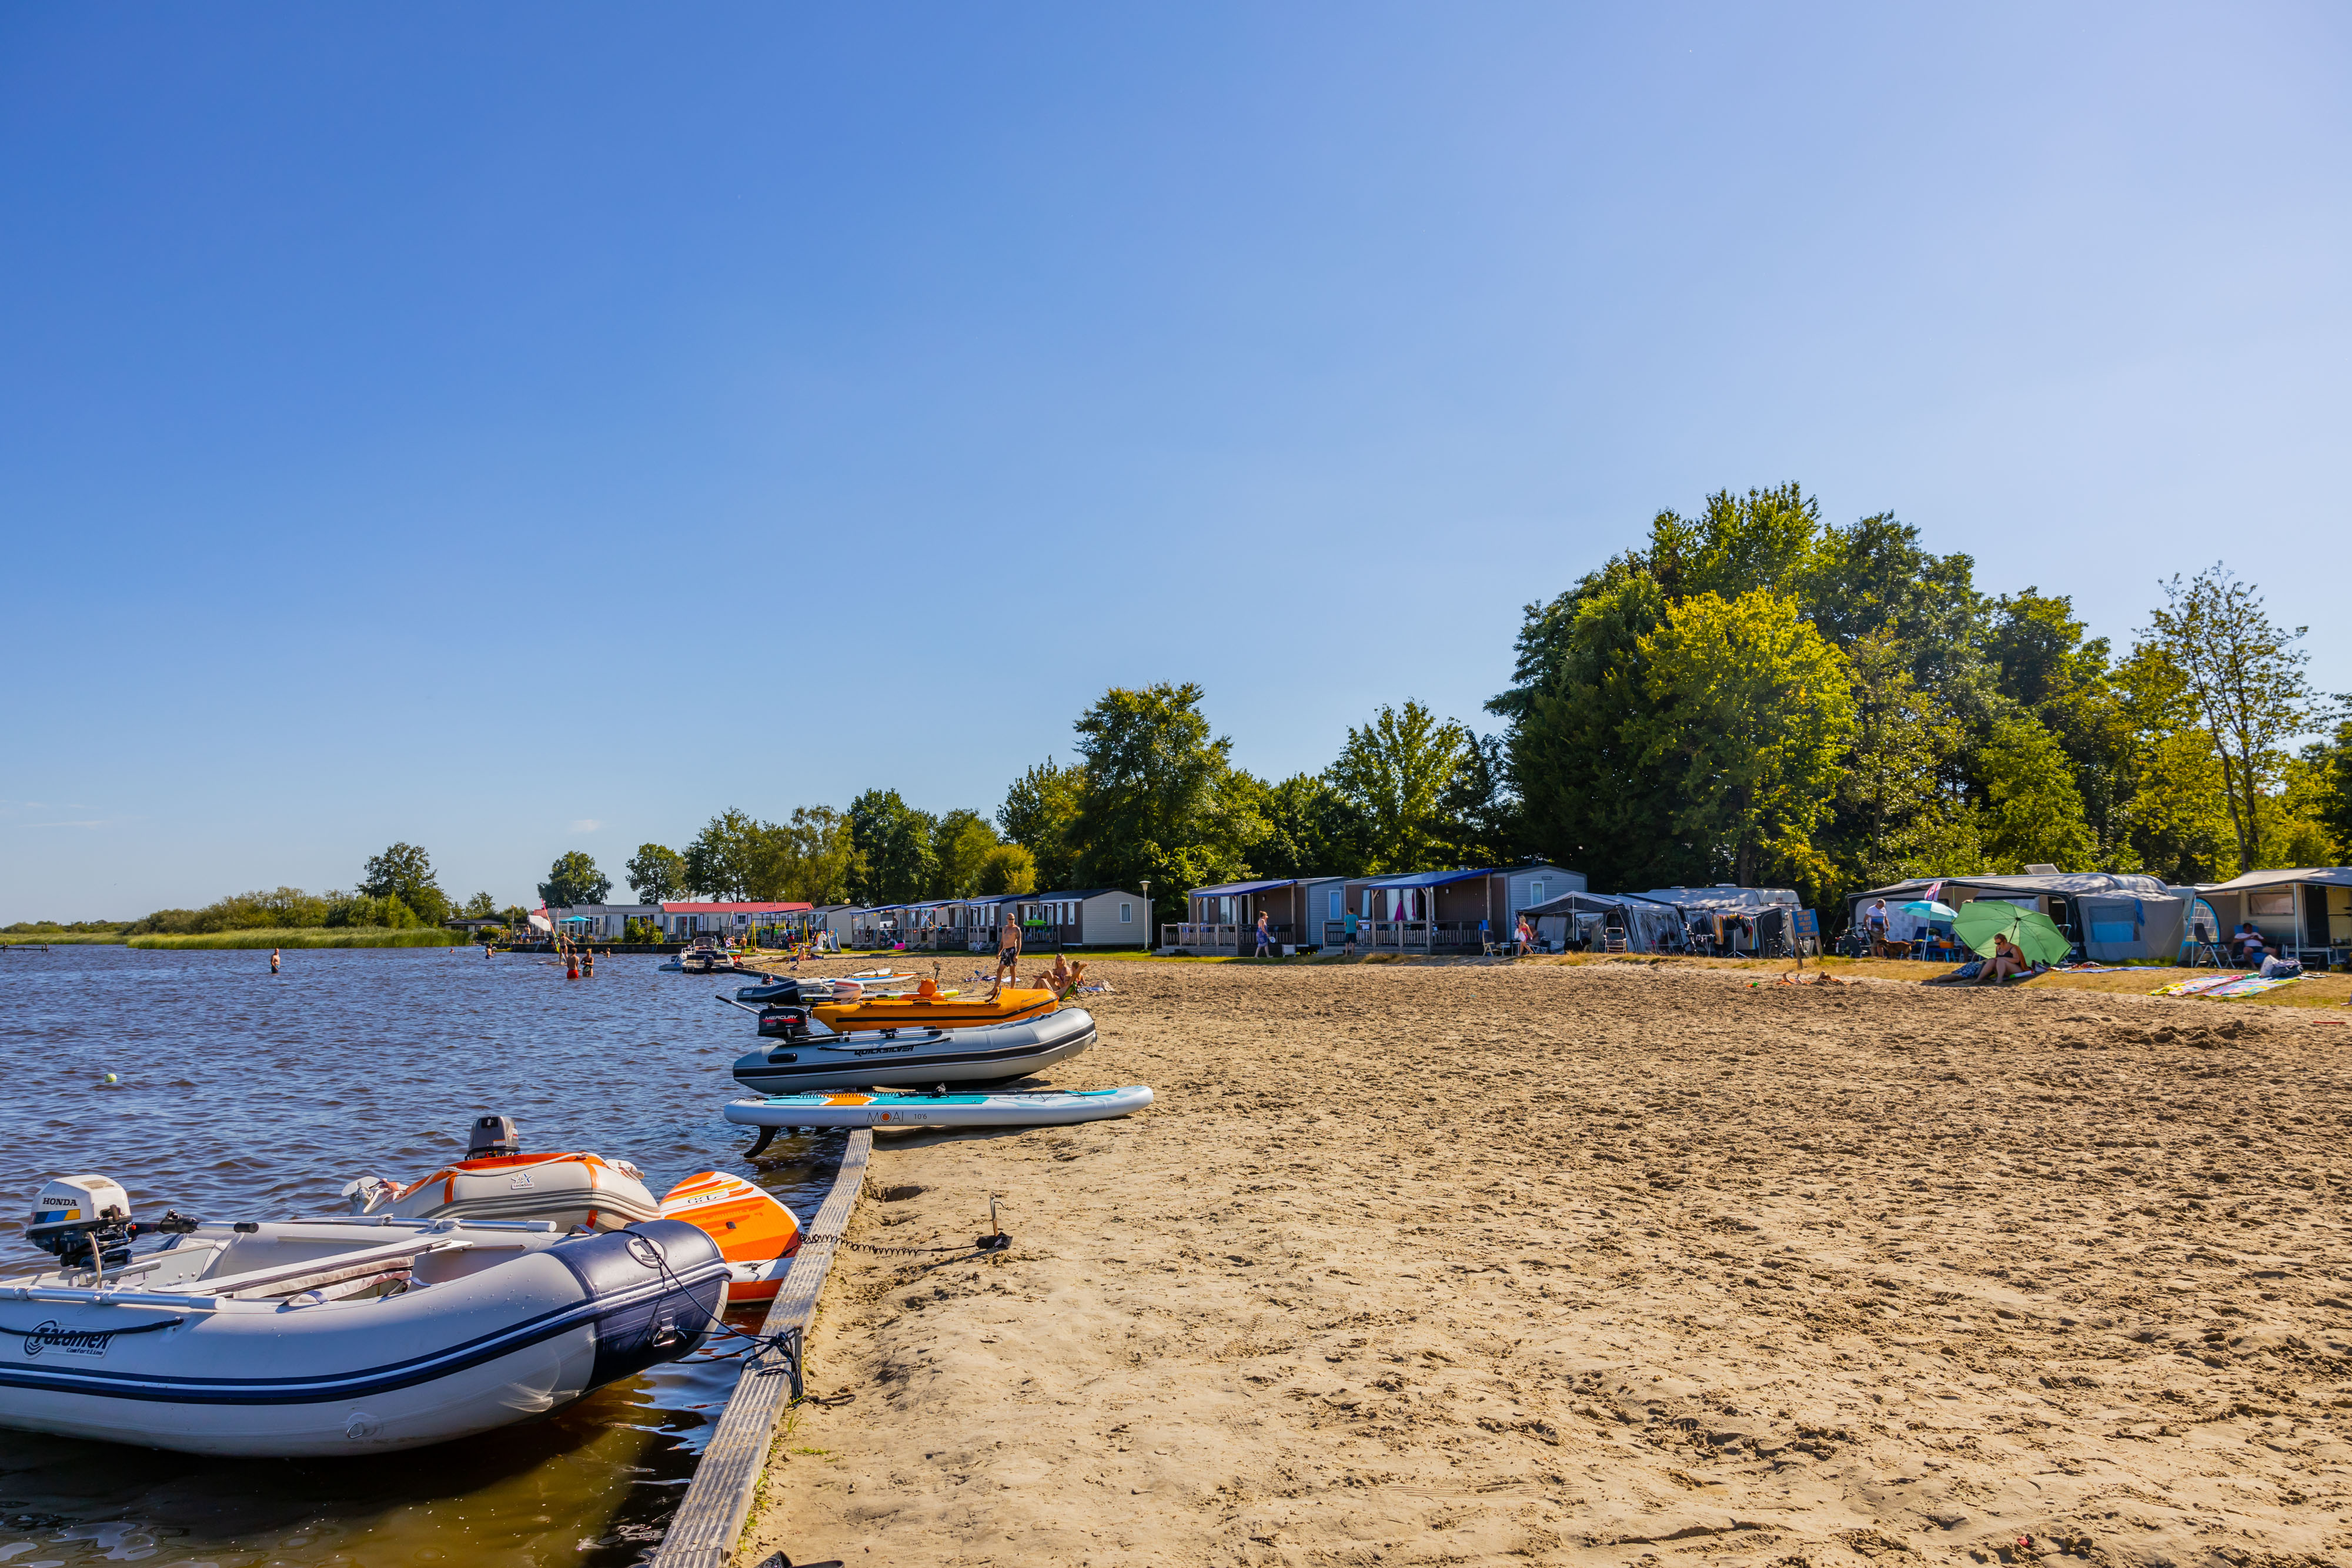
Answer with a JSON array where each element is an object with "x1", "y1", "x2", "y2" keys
[
  {"x1": 467, "y1": 1115, "x2": 522, "y2": 1159},
  {"x1": 28, "y1": 1175, "x2": 193, "y2": 1269}
]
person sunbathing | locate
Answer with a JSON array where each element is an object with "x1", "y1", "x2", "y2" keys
[
  {"x1": 1037, "y1": 954, "x2": 1087, "y2": 998},
  {"x1": 1975, "y1": 932, "x2": 2029, "y2": 985}
]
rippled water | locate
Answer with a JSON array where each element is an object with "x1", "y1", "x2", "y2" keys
[{"x1": 0, "y1": 944, "x2": 840, "y2": 1568}]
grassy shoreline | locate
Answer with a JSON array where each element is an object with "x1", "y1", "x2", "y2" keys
[
  {"x1": 125, "y1": 927, "x2": 466, "y2": 950},
  {"x1": 1, "y1": 932, "x2": 128, "y2": 945}
]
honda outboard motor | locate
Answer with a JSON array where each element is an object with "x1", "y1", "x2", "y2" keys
[{"x1": 28, "y1": 1175, "x2": 192, "y2": 1268}]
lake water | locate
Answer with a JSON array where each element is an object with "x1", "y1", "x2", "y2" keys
[{"x1": 0, "y1": 944, "x2": 841, "y2": 1568}]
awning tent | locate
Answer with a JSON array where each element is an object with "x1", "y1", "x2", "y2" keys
[
  {"x1": 1518, "y1": 890, "x2": 1683, "y2": 952},
  {"x1": 2196, "y1": 867, "x2": 2352, "y2": 961}
]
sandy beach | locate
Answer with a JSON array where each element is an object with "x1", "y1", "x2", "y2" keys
[{"x1": 742, "y1": 956, "x2": 2351, "y2": 1568}]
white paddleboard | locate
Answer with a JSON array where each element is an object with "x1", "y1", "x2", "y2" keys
[{"x1": 723, "y1": 1085, "x2": 1154, "y2": 1129}]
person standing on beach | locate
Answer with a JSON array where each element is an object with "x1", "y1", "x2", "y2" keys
[
  {"x1": 1515, "y1": 915, "x2": 1534, "y2": 957},
  {"x1": 1254, "y1": 911, "x2": 1272, "y2": 957},
  {"x1": 990, "y1": 911, "x2": 1023, "y2": 998},
  {"x1": 1342, "y1": 905, "x2": 1358, "y2": 956}
]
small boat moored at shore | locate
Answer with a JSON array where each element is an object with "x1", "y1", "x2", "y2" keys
[
  {"x1": 731, "y1": 1001, "x2": 1096, "y2": 1095},
  {"x1": 656, "y1": 1171, "x2": 801, "y2": 1306},
  {"x1": 340, "y1": 1116, "x2": 663, "y2": 1232},
  {"x1": 0, "y1": 1176, "x2": 727, "y2": 1457},
  {"x1": 726, "y1": 1084, "x2": 1153, "y2": 1132}
]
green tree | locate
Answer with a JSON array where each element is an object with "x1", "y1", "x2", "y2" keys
[
  {"x1": 2304, "y1": 714, "x2": 2352, "y2": 862},
  {"x1": 2146, "y1": 566, "x2": 2318, "y2": 874},
  {"x1": 997, "y1": 759, "x2": 1085, "y2": 891},
  {"x1": 1069, "y1": 683, "x2": 1264, "y2": 894},
  {"x1": 1634, "y1": 590, "x2": 1855, "y2": 892},
  {"x1": 1492, "y1": 559, "x2": 1697, "y2": 890},
  {"x1": 2111, "y1": 644, "x2": 2236, "y2": 882},
  {"x1": 625, "y1": 843, "x2": 688, "y2": 904},
  {"x1": 1830, "y1": 628, "x2": 1981, "y2": 889},
  {"x1": 1254, "y1": 772, "x2": 1370, "y2": 879},
  {"x1": 1435, "y1": 732, "x2": 1520, "y2": 867},
  {"x1": 537, "y1": 851, "x2": 611, "y2": 908},
  {"x1": 783, "y1": 805, "x2": 857, "y2": 905},
  {"x1": 1982, "y1": 589, "x2": 2134, "y2": 862},
  {"x1": 1325, "y1": 700, "x2": 1475, "y2": 873},
  {"x1": 358, "y1": 842, "x2": 447, "y2": 925},
  {"x1": 684, "y1": 809, "x2": 771, "y2": 901},
  {"x1": 460, "y1": 891, "x2": 499, "y2": 919},
  {"x1": 931, "y1": 809, "x2": 1000, "y2": 897},
  {"x1": 975, "y1": 842, "x2": 1038, "y2": 895},
  {"x1": 1976, "y1": 713, "x2": 2097, "y2": 873},
  {"x1": 848, "y1": 790, "x2": 937, "y2": 903}
]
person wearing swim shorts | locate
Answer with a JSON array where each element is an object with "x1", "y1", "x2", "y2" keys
[{"x1": 990, "y1": 912, "x2": 1023, "y2": 998}]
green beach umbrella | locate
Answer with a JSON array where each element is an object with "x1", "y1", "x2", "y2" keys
[{"x1": 1952, "y1": 901, "x2": 2071, "y2": 965}]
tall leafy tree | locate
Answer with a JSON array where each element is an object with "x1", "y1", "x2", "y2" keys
[
  {"x1": 996, "y1": 759, "x2": 1085, "y2": 891},
  {"x1": 1976, "y1": 713, "x2": 2098, "y2": 873},
  {"x1": 358, "y1": 842, "x2": 447, "y2": 925},
  {"x1": 1494, "y1": 560, "x2": 1698, "y2": 890},
  {"x1": 1254, "y1": 773, "x2": 1370, "y2": 880},
  {"x1": 625, "y1": 842, "x2": 688, "y2": 904},
  {"x1": 1633, "y1": 590, "x2": 1855, "y2": 892},
  {"x1": 783, "y1": 805, "x2": 857, "y2": 905},
  {"x1": 538, "y1": 851, "x2": 611, "y2": 908},
  {"x1": 1829, "y1": 628, "x2": 1980, "y2": 888},
  {"x1": 1324, "y1": 700, "x2": 1475, "y2": 872},
  {"x1": 2111, "y1": 644, "x2": 2236, "y2": 882},
  {"x1": 2146, "y1": 567, "x2": 2318, "y2": 874},
  {"x1": 1983, "y1": 589, "x2": 2132, "y2": 861},
  {"x1": 1069, "y1": 682, "x2": 1263, "y2": 894},
  {"x1": 932, "y1": 808, "x2": 1001, "y2": 897},
  {"x1": 2304, "y1": 714, "x2": 2352, "y2": 863},
  {"x1": 683, "y1": 810, "x2": 771, "y2": 901},
  {"x1": 848, "y1": 790, "x2": 937, "y2": 903},
  {"x1": 975, "y1": 842, "x2": 1038, "y2": 895}
]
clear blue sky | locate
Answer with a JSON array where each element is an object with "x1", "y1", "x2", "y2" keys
[{"x1": 4, "y1": 4, "x2": 2346, "y2": 920}]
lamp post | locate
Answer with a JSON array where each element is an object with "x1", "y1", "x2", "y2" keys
[{"x1": 1141, "y1": 878, "x2": 1151, "y2": 954}]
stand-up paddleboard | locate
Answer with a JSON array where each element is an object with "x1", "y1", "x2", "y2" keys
[
  {"x1": 657, "y1": 1171, "x2": 801, "y2": 1306},
  {"x1": 724, "y1": 1085, "x2": 1154, "y2": 1131}
]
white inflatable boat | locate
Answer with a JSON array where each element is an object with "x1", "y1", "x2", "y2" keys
[
  {"x1": 725, "y1": 1084, "x2": 1154, "y2": 1131},
  {"x1": 339, "y1": 1118, "x2": 664, "y2": 1231},
  {"x1": 729, "y1": 986, "x2": 1097, "y2": 1095},
  {"x1": 0, "y1": 1176, "x2": 728, "y2": 1457}
]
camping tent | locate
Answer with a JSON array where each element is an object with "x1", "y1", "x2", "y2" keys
[{"x1": 1518, "y1": 890, "x2": 1683, "y2": 953}]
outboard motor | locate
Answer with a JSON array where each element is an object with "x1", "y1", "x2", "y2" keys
[
  {"x1": 28, "y1": 1175, "x2": 192, "y2": 1268},
  {"x1": 467, "y1": 1115, "x2": 522, "y2": 1159},
  {"x1": 756, "y1": 1005, "x2": 810, "y2": 1040}
]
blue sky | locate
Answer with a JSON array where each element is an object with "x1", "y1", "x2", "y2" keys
[{"x1": 4, "y1": 4, "x2": 2346, "y2": 920}]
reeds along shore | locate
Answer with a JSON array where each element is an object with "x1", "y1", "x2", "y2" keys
[{"x1": 123, "y1": 927, "x2": 467, "y2": 949}]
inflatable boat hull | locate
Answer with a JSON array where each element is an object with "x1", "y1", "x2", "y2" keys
[
  {"x1": 724, "y1": 1084, "x2": 1154, "y2": 1130},
  {"x1": 0, "y1": 1218, "x2": 726, "y2": 1457},
  {"x1": 730, "y1": 1005, "x2": 1097, "y2": 1093}
]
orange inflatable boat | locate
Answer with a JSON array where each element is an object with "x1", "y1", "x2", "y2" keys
[
  {"x1": 657, "y1": 1170, "x2": 803, "y2": 1306},
  {"x1": 811, "y1": 982, "x2": 1057, "y2": 1034}
]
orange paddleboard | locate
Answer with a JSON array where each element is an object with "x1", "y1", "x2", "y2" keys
[{"x1": 658, "y1": 1171, "x2": 803, "y2": 1305}]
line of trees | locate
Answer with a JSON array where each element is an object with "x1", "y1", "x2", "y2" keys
[
  {"x1": 126, "y1": 844, "x2": 515, "y2": 935},
  {"x1": 562, "y1": 484, "x2": 2351, "y2": 914}
]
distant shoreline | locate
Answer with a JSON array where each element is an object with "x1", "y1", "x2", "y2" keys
[{"x1": 123, "y1": 927, "x2": 467, "y2": 950}]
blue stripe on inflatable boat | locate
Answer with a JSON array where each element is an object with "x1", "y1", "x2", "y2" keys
[{"x1": 0, "y1": 1258, "x2": 729, "y2": 1405}]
